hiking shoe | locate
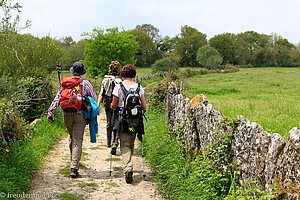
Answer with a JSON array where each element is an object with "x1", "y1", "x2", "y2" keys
[
  {"x1": 70, "y1": 168, "x2": 79, "y2": 178},
  {"x1": 125, "y1": 169, "x2": 133, "y2": 184},
  {"x1": 111, "y1": 145, "x2": 117, "y2": 155}
]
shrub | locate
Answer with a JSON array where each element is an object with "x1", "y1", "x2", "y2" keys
[
  {"x1": 17, "y1": 76, "x2": 54, "y2": 123},
  {"x1": 0, "y1": 33, "x2": 63, "y2": 79},
  {"x1": 197, "y1": 45, "x2": 223, "y2": 69},
  {"x1": 151, "y1": 57, "x2": 178, "y2": 73},
  {"x1": 223, "y1": 64, "x2": 240, "y2": 73}
]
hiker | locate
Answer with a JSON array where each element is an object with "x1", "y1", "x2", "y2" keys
[
  {"x1": 98, "y1": 61, "x2": 122, "y2": 155},
  {"x1": 47, "y1": 61, "x2": 97, "y2": 178},
  {"x1": 111, "y1": 64, "x2": 147, "y2": 183}
]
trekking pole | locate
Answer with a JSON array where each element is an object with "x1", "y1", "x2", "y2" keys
[
  {"x1": 56, "y1": 62, "x2": 62, "y2": 90},
  {"x1": 141, "y1": 140, "x2": 146, "y2": 179},
  {"x1": 109, "y1": 135, "x2": 113, "y2": 176},
  {"x1": 109, "y1": 111, "x2": 116, "y2": 176}
]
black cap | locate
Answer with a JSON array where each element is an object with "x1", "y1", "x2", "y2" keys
[{"x1": 70, "y1": 61, "x2": 86, "y2": 75}]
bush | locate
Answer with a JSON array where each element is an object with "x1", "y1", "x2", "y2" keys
[
  {"x1": 0, "y1": 33, "x2": 63, "y2": 79},
  {"x1": 151, "y1": 57, "x2": 178, "y2": 73},
  {"x1": 0, "y1": 75, "x2": 54, "y2": 123},
  {"x1": 197, "y1": 45, "x2": 223, "y2": 69},
  {"x1": 223, "y1": 64, "x2": 240, "y2": 73},
  {"x1": 83, "y1": 27, "x2": 138, "y2": 77},
  {"x1": 17, "y1": 76, "x2": 54, "y2": 123}
]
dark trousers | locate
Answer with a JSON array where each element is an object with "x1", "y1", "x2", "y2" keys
[{"x1": 105, "y1": 107, "x2": 119, "y2": 147}]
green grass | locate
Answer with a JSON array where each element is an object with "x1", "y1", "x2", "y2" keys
[
  {"x1": 77, "y1": 182, "x2": 98, "y2": 188},
  {"x1": 105, "y1": 157, "x2": 121, "y2": 162},
  {"x1": 0, "y1": 109, "x2": 66, "y2": 196},
  {"x1": 59, "y1": 164, "x2": 71, "y2": 177},
  {"x1": 113, "y1": 166, "x2": 122, "y2": 171},
  {"x1": 186, "y1": 67, "x2": 300, "y2": 138},
  {"x1": 143, "y1": 110, "x2": 232, "y2": 200},
  {"x1": 135, "y1": 67, "x2": 153, "y2": 76},
  {"x1": 60, "y1": 192, "x2": 84, "y2": 200}
]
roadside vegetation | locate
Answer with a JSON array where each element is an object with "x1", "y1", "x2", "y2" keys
[{"x1": 0, "y1": 109, "x2": 66, "y2": 196}]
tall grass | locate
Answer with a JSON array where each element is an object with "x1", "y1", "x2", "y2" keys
[
  {"x1": 144, "y1": 110, "x2": 231, "y2": 199},
  {"x1": 0, "y1": 109, "x2": 66, "y2": 196},
  {"x1": 186, "y1": 67, "x2": 300, "y2": 138}
]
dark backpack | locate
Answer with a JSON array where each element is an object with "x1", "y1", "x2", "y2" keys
[
  {"x1": 120, "y1": 83, "x2": 143, "y2": 129},
  {"x1": 102, "y1": 75, "x2": 122, "y2": 108}
]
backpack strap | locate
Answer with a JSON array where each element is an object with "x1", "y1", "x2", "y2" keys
[
  {"x1": 120, "y1": 82, "x2": 128, "y2": 96},
  {"x1": 136, "y1": 83, "x2": 141, "y2": 94},
  {"x1": 80, "y1": 77, "x2": 85, "y2": 96}
]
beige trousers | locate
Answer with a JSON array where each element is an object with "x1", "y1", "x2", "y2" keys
[
  {"x1": 63, "y1": 113, "x2": 86, "y2": 169},
  {"x1": 119, "y1": 131, "x2": 136, "y2": 172}
]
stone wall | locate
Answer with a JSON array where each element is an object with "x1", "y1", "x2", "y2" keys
[
  {"x1": 165, "y1": 83, "x2": 299, "y2": 198},
  {"x1": 135, "y1": 73, "x2": 164, "y2": 83}
]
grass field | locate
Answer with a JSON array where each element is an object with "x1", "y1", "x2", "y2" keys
[{"x1": 186, "y1": 67, "x2": 300, "y2": 138}]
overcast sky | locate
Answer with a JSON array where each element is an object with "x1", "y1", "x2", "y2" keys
[{"x1": 16, "y1": 0, "x2": 300, "y2": 44}]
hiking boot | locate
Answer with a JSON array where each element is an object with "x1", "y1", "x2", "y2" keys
[
  {"x1": 111, "y1": 144, "x2": 117, "y2": 155},
  {"x1": 70, "y1": 168, "x2": 79, "y2": 178},
  {"x1": 125, "y1": 169, "x2": 133, "y2": 184}
]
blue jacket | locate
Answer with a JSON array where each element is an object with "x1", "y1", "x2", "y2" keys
[{"x1": 84, "y1": 96, "x2": 99, "y2": 143}]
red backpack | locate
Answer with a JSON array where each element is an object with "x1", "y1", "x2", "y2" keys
[{"x1": 59, "y1": 76, "x2": 83, "y2": 111}]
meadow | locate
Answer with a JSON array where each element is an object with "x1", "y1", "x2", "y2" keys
[{"x1": 186, "y1": 67, "x2": 300, "y2": 138}]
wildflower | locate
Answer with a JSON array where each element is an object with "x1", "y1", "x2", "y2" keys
[{"x1": 5, "y1": 149, "x2": 9, "y2": 152}]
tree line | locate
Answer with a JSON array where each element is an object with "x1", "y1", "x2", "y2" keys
[
  {"x1": 81, "y1": 24, "x2": 300, "y2": 77},
  {"x1": 1, "y1": 0, "x2": 300, "y2": 123}
]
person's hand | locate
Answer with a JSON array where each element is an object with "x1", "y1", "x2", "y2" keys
[{"x1": 47, "y1": 115, "x2": 54, "y2": 123}]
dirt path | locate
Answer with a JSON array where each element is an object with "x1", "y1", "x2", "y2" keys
[{"x1": 27, "y1": 109, "x2": 163, "y2": 200}]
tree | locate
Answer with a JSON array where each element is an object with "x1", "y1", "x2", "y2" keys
[
  {"x1": 60, "y1": 36, "x2": 76, "y2": 47},
  {"x1": 129, "y1": 29, "x2": 156, "y2": 67},
  {"x1": 196, "y1": 46, "x2": 223, "y2": 69},
  {"x1": 135, "y1": 24, "x2": 161, "y2": 48},
  {"x1": 160, "y1": 36, "x2": 177, "y2": 53},
  {"x1": 175, "y1": 25, "x2": 207, "y2": 67},
  {"x1": 59, "y1": 38, "x2": 87, "y2": 69},
  {"x1": 83, "y1": 27, "x2": 138, "y2": 77},
  {"x1": 252, "y1": 47, "x2": 275, "y2": 67},
  {"x1": 0, "y1": 0, "x2": 31, "y2": 33},
  {"x1": 274, "y1": 45, "x2": 292, "y2": 66},
  {"x1": 209, "y1": 33, "x2": 235, "y2": 64},
  {"x1": 275, "y1": 38, "x2": 295, "y2": 50}
]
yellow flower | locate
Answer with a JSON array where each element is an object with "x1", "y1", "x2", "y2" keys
[{"x1": 5, "y1": 149, "x2": 9, "y2": 152}]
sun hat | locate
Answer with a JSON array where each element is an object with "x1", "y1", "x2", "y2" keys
[{"x1": 70, "y1": 61, "x2": 87, "y2": 75}]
